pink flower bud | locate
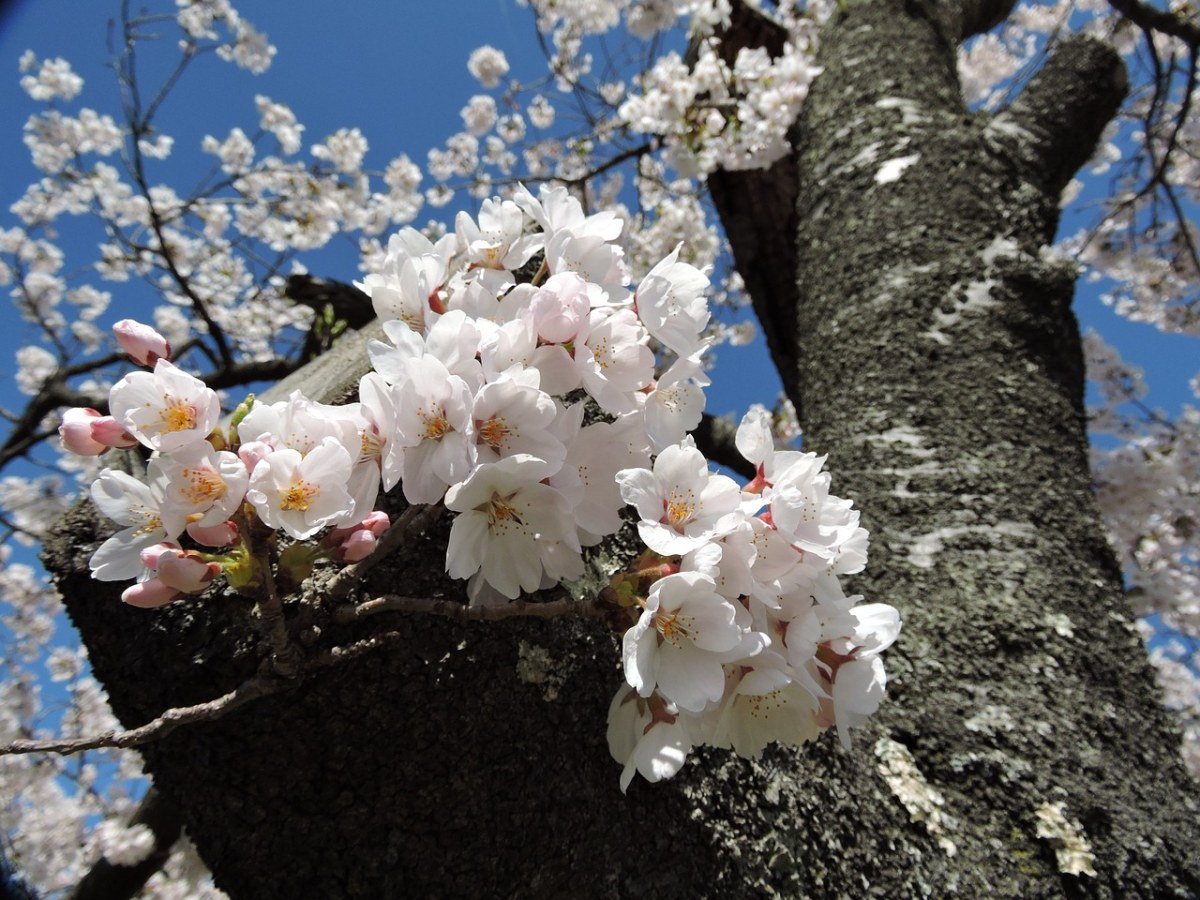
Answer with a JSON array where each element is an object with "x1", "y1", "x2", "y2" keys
[
  {"x1": 326, "y1": 511, "x2": 390, "y2": 561},
  {"x1": 114, "y1": 319, "x2": 171, "y2": 366},
  {"x1": 139, "y1": 542, "x2": 181, "y2": 570},
  {"x1": 122, "y1": 578, "x2": 181, "y2": 609},
  {"x1": 59, "y1": 408, "x2": 106, "y2": 456},
  {"x1": 337, "y1": 529, "x2": 378, "y2": 562},
  {"x1": 156, "y1": 549, "x2": 220, "y2": 593},
  {"x1": 90, "y1": 415, "x2": 139, "y2": 449},
  {"x1": 238, "y1": 440, "x2": 273, "y2": 473},
  {"x1": 187, "y1": 520, "x2": 239, "y2": 547},
  {"x1": 529, "y1": 272, "x2": 592, "y2": 344},
  {"x1": 360, "y1": 510, "x2": 391, "y2": 536}
]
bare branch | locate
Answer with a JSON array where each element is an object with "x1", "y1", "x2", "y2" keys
[
  {"x1": 0, "y1": 673, "x2": 280, "y2": 757},
  {"x1": 334, "y1": 593, "x2": 606, "y2": 625}
]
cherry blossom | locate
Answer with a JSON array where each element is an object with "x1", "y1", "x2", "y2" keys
[
  {"x1": 245, "y1": 438, "x2": 357, "y2": 540},
  {"x1": 606, "y1": 686, "x2": 693, "y2": 793},
  {"x1": 108, "y1": 360, "x2": 221, "y2": 453},
  {"x1": 623, "y1": 570, "x2": 762, "y2": 712},
  {"x1": 444, "y1": 454, "x2": 581, "y2": 599},
  {"x1": 151, "y1": 445, "x2": 249, "y2": 538},
  {"x1": 88, "y1": 469, "x2": 171, "y2": 582},
  {"x1": 616, "y1": 437, "x2": 744, "y2": 555},
  {"x1": 634, "y1": 243, "x2": 711, "y2": 355}
]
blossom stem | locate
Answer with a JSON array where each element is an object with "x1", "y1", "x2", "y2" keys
[{"x1": 251, "y1": 547, "x2": 303, "y2": 678}]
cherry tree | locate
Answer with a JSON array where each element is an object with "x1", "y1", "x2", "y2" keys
[{"x1": 1, "y1": 0, "x2": 1198, "y2": 897}]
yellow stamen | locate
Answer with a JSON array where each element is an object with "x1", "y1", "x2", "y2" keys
[
  {"x1": 181, "y1": 466, "x2": 226, "y2": 505},
  {"x1": 158, "y1": 397, "x2": 197, "y2": 434},
  {"x1": 663, "y1": 489, "x2": 697, "y2": 526},
  {"x1": 419, "y1": 407, "x2": 451, "y2": 441},
  {"x1": 281, "y1": 478, "x2": 319, "y2": 512},
  {"x1": 655, "y1": 609, "x2": 694, "y2": 649},
  {"x1": 478, "y1": 415, "x2": 511, "y2": 452},
  {"x1": 361, "y1": 428, "x2": 384, "y2": 461},
  {"x1": 130, "y1": 511, "x2": 163, "y2": 539},
  {"x1": 486, "y1": 492, "x2": 525, "y2": 529}
]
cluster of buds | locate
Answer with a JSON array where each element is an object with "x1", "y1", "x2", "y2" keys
[{"x1": 61, "y1": 187, "x2": 898, "y2": 787}]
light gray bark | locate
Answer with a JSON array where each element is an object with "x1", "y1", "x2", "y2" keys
[{"x1": 41, "y1": 1, "x2": 1200, "y2": 897}]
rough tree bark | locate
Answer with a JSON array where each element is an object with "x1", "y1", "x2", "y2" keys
[{"x1": 42, "y1": 0, "x2": 1200, "y2": 897}]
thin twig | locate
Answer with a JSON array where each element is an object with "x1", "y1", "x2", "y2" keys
[
  {"x1": 334, "y1": 593, "x2": 605, "y2": 625},
  {"x1": 0, "y1": 673, "x2": 279, "y2": 757},
  {"x1": 1, "y1": 584, "x2": 608, "y2": 759}
]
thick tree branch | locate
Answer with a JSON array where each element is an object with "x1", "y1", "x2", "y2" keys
[
  {"x1": 991, "y1": 36, "x2": 1128, "y2": 194},
  {"x1": 1108, "y1": 0, "x2": 1200, "y2": 47},
  {"x1": 284, "y1": 274, "x2": 374, "y2": 330},
  {"x1": 693, "y1": 412, "x2": 753, "y2": 479},
  {"x1": 954, "y1": 0, "x2": 1019, "y2": 41}
]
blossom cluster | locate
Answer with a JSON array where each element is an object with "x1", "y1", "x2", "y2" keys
[
  {"x1": 606, "y1": 409, "x2": 899, "y2": 790},
  {"x1": 62, "y1": 187, "x2": 899, "y2": 789},
  {"x1": 618, "y1": 34, "x2": 823, "y2": 175},
  {"x1": 61, "y1": 183, "x2": 715, "y2": 606}
]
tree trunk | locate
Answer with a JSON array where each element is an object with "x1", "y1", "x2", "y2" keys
[{"x1": 42, "y1": 1, "x2": 1200, "y2": 897}]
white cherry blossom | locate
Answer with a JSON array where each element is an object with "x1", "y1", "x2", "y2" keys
[
  {"x1": 108, "y1": 359, "x2": 220, "y2": 453},
  {"x1": 88, "y1": 469, "x2": 170, "y2": 582},
  {"x1": 622, "y1": 570, "x2": 762, "y2": 712},
  {"x1": 617, "y1": 436, "x2": 743, "y2": 555},
  {"x1": 245, "y1": 438, "x2": 356, "y2": 540},
  {"x1": 444, "y1": 454, "x2": 580, "y2": 599}
]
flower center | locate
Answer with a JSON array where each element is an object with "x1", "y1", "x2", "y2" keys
[
  {"x1": 655, "y1": 609, "x2": 694, "y2": 649},
  {"x1": 662, "y1": 489, "x2": 697, "y2": 527},
  {"x1": 419, "y1": 406, "x2": 451, "y2": 441},
  {"x1": 478, "y1": 415, "x2": 511, "y2": 452},
  {"x1": 158, "y1": 397, "x2": 197, "y2": 434},
  {"x1": 486, "y1": 492, "x2": 525, "y2": 530},
  {"x1": 281, "y1": 478, "x2": 319, "y2": 512},
  {"x1": 130, "y1": 510, "x2": 163, "y2": 538},
  {"x1": 361, "y1": 427, "x2": 385, "y2": 461},
  {"x1": 181, "y1": 466, "x2": 226, "y2": 505},
  {"x1": 482, "y1": 244, "x2": 504, "y2": 268}
]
